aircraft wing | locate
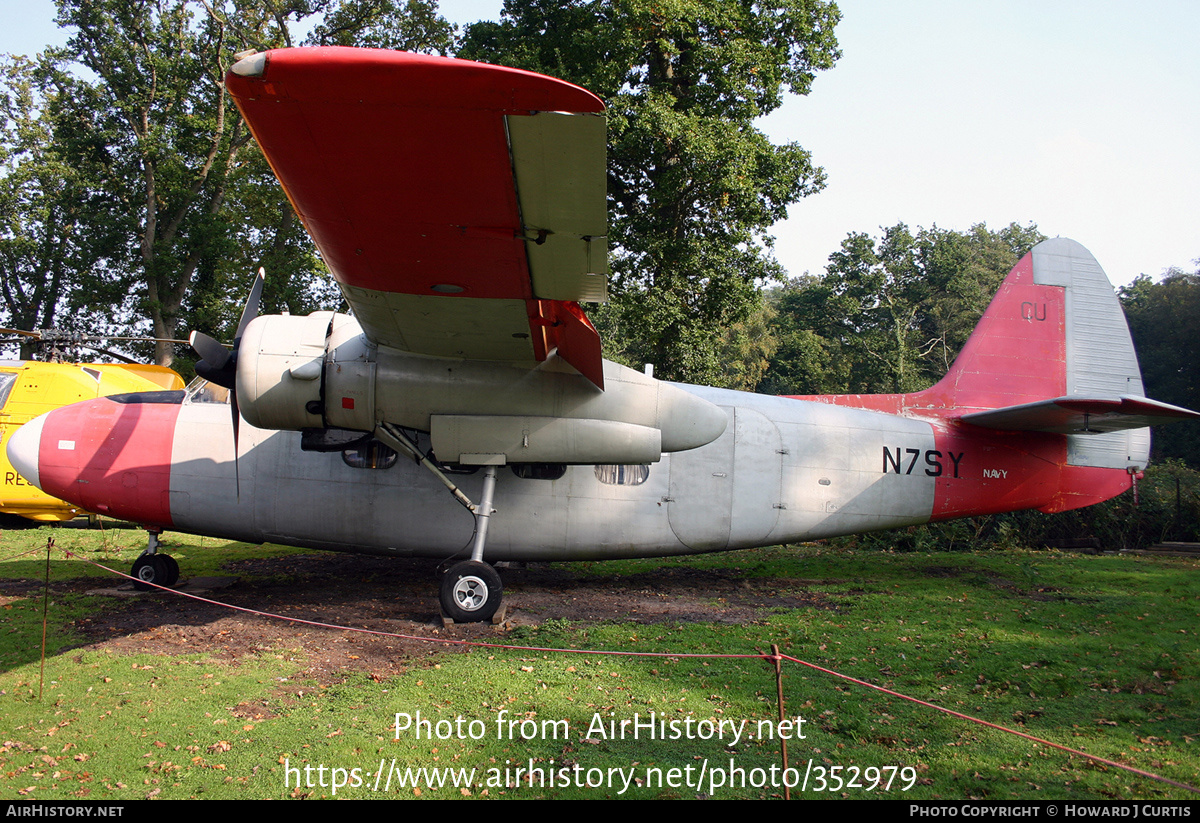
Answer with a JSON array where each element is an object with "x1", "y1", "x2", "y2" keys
[
  {"x1": 959, "y1": 396, "x2": 1200, "y2": 434},
  {"x1": 225, "y1": 48, "x2": 608, "y2": 388}
]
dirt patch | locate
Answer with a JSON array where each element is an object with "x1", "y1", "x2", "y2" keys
[{"x1": 66, "y1": 554, "x2": 834, "y2": 684}]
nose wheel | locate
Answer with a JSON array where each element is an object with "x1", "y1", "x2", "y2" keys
[
  {"x1": 131, "y1": 530, "x2": 180, "y2": 591},
  {"x1": 130, "y1": 554, "x2": 179, "y2": 590}
]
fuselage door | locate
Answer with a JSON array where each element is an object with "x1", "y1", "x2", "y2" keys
[{"x1": 667, "y1": 406, "x2": 736, "y2": 551}]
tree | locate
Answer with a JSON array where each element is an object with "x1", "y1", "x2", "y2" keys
[
  {"x1": 713, "y1": 294, "x2": 778, "y2": 391},
  {"x1": 760, "y1": 222, "x2": 1045, "y2": 395},
  {"x1": 307, "y1": 0, "x2": 454, "y2": 51},
  {"x1": 0, "y1": 56, "x2": 130, "y2": 357},
  {"x1": 755, "y1": 275, "x2": 845, "y2": 395},
  {"x1": 460, "y1": 0, "x2": 841, "y2": 384},
  {"x1": 46, "y1": 0, "x2": 454, "y2": 366},
  {"x1": 47, "y1": 0, "x2": 264, "y2": 366},
  {"x1": 1120, "y1": 267, "x2": 1200, "y2": 465}
]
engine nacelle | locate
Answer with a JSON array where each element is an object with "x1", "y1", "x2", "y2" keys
[
  {"x1": 233, "y1": 311, "x2": 726, "y2": 464},
  {"x1": 236, "y1": 312, "x2": 376, "y2": 433}
]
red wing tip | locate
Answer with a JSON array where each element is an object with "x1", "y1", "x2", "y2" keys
[{"x1": 227, "y1": 47, "x2": 605, "y2": 113}]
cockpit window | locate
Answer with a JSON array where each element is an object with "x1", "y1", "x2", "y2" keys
[
  {"x1": 185, "y1": 377, "x2": 230, "y2": 405},
  {"x1": 0, "y1": 372, "x2": 18, "y2": 410}
]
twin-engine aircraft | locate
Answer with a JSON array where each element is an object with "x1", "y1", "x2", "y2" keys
[{"x1": 7, "y1": 48, "x2": 1197, "y2": 619}]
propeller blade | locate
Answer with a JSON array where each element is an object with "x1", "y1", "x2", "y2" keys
[
  {"x1": 190, "y1": 331, "x2": 236, "y2": 389},
  {"x1": 186, "y1": 271, "x2": 264, "y2": 496},
  {"x1": 231, "y1": 385, "x2": 242, "y2": 499},
  {"x1": 188, "y1": 270, "x2": 264, "y2": 497},
  {"x1": 234, "y1": 269, "x2": 265, "y2": 343},
  {"x1": 188, "y1": 331, "x2": 231, "y2": 370}
]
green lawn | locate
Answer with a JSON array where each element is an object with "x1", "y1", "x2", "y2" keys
[{"x1": 1, "y1": 527, "x2": 1197, "y2": 799}]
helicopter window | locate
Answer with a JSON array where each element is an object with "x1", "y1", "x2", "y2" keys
[
  {"x1": 594, "y1": 464, "x2": 650, "y2": 486},
  {"x1": 342, "y1": 440, "x2": 398, "y2": 470},
  {"x1": 0, "y1": 372, "x2": 16, "y2": 410},
  {"x1": 184, "y1": 378, "x2": 230, "y2": 405}
]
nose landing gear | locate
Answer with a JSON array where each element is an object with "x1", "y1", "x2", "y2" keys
[{"x1": 131, "y1": 530, "x2": 179, "y2": 591}]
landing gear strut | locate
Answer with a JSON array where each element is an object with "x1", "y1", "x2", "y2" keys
[
  {"x1": 439, "y1": 466, "x2": 503, "y2": 622},
  {"x1": 374, "y1": 425, "x2": 509, "y2": 623},
  {"x1": 131, "y1": 529, "x2": 179, "y2": 591}
]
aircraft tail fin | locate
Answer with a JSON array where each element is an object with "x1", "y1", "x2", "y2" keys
[
  {"x1": 933, "y1": 237, "x2": 1167, "y2": 469},
  {"x1": 790, "y1": 238, "x2": 1197, "y2": 471},
  {"x1": 934, "y1": 238, "x2": 1139, "y2": 409}
]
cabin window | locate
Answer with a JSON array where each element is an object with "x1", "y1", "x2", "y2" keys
[
  {"x1": 511, "y1": 463, "x2": 566, "y2": 480},
  {"x1": 594, "y1": 464, "x2": 650, "y2": 486},
  {"x1": 0, "y1": 372, "x2": 17, "y2": 410},
  {"x1": 342, "y1": 440, "x2": 398, "y2": 470}
]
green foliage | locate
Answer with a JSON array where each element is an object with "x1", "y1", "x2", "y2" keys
[
  {"x1": 307, "y1": 0, "x2": 455, "y2": 51},
  {"x1": 9, "y1": 1, "x2": 452, "y2": 366},
  {"x1": 760, "y1": 222, "x2": 1045, "y2": 395},
  {"x1": 0, "y1": 56, "x2": 130, "y2": 353},
  {"x1": 46, "y1": 0, "x2": 260, "y2": 364},
  {"x1": 1120, "y1": 268, "x2": 1200, "y2": 465},
  {"x1": 460, "y1": 0, "x2": 841, "y2": 384},
  {"x1": 711, "y1": 294, "x2": 778, "y2": 391}
]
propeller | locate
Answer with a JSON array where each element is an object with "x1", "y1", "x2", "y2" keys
[{"x1": 189, "y1": 269, "x2": 265, "y2": 498}]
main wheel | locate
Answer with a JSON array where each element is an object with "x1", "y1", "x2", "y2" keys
[
  {"x1": 439, "y1": 561, "x2": 502, "y2": 623},
  {"x1": 131, "y1": 555, "x2": 169, "y2": 592}
]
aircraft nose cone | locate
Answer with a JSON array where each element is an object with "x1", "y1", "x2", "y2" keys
[{"x1": 7, "y1": 412, "x2": 45, "y2": 490}]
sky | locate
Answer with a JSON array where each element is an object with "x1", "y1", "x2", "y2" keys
[{"x1": 3, "y1": 0, "x2": 1197, "y2": 286}]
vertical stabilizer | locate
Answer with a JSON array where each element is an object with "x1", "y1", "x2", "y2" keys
[
  {"x1": 1030, "y1": 239, "x2": 1144, "y2": 401},
  {"x1": 937, "y1": 238, "x2": 1149, "y2": 469}
]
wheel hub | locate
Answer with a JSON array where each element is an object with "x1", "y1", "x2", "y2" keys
[{"x1": 452, "y1": 576, "x2": 489, "y2": 611}]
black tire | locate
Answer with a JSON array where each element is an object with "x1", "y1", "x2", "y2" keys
[
  {"x1": 159, "y1": 554, "x2": 180, "y2": 587},
  {"x1": 131, "y1": 555, "x2": 169, "y2": 592},
  {"x1": 439, "y1": 561, "x2": 502, "y2": 622}
]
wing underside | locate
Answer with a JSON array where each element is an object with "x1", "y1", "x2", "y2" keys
[{"x1": 226, "y1": 47, "x2": 608, "y2": 387}]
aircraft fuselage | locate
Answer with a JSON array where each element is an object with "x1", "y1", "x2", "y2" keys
[{"x1": 9, "y1": 382, "x2": 1132, "y2": 561}]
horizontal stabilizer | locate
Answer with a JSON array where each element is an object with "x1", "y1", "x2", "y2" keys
[{"x1": 960, "y1": 396, "x2": 1200, "y2": 434}]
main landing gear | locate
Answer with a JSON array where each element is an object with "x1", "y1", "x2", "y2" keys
[
  {"x1": 439, "y1": 465, "x2": 504, "y2": 622},
  {"x1": 440, "y1": 560, "x2": 503, "y2": 623},
  {"x1": 131, "y1": 529, "x2": 179, "y2": 591},
  {"x1": 374, "y1": 425, "x2": 509, "y2": 623}
]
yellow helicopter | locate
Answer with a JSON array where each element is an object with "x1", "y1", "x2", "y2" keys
[{"x1": 0, "y1": 329, "x2": 184, "y2": 525}]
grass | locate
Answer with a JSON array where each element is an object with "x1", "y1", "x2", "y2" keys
[{"x1": 1, "y1": 525, "x2": 1198, "y2": 799}]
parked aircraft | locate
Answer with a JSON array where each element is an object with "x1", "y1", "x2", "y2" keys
[
  {"x1": 6, "y1": 49, "x2": 1196, "y2": 618},
  {"x1": 0, "y1": 360, "x2": 183, "y2": 525}
]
